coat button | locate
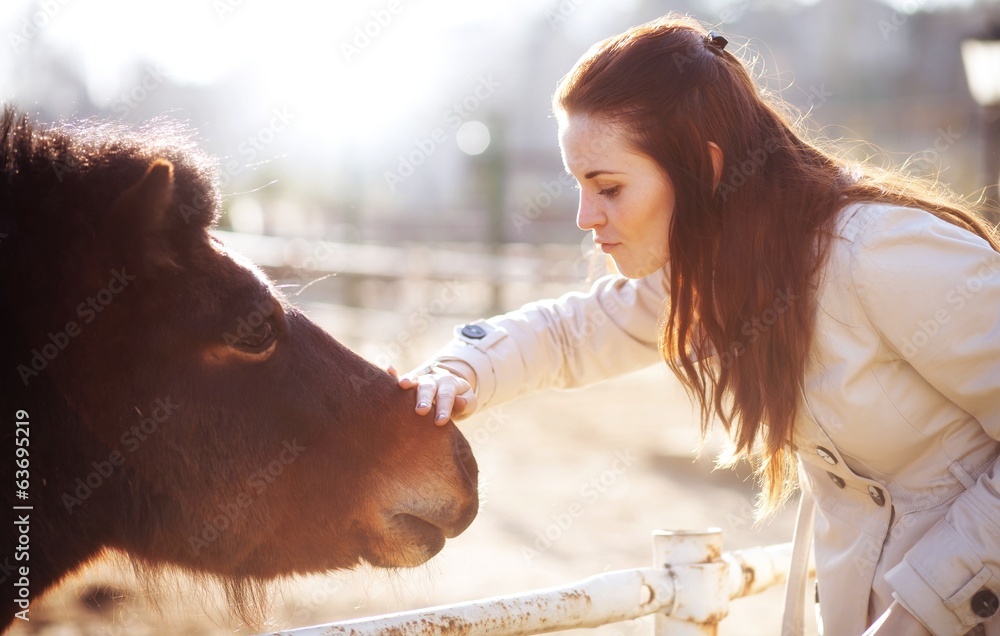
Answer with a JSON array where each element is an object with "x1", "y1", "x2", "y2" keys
[
  {"x1": 828, "y1": 472, "x2": 845, "y2": 488},
  {"x1": 460, "y1": 324, "x2": 487, "y2": 340},
  {"x1": 868, "y1": 485, "x2": 885, "y2": 506},
  {"x1": 816, "y1": 447, "x2": 838, "y2": 465},
  {"x1": 972, "y1": 589, "x2": 999, "y2": 618}
]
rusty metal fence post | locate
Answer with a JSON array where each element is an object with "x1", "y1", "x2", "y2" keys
[{"x1": 652, "y1": 529, "x2": 727, "y2": 635}]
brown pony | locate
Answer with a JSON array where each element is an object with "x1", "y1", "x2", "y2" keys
[{"x1": 0, "y1": 107, "x2": 478, "y2": 630}]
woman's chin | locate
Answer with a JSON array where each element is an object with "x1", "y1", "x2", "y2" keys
[{"x1": 613, "y1": 254, "x2": 667, "y2": 279}]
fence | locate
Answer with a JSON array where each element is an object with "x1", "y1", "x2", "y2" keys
[
  {"x1": 214, "y1": 229, "x2": 602, "y2": 364},
  {"x1": 260, "y1": 528, "x2": 813, "y2": 636},
  {"x1": 214, "y1": 229, "x2": 592, "y2": 307}
]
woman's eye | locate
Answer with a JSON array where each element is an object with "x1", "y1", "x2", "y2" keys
[
  {"x1": 233, "y1": 320, "x2": 276, "y2": 353},
  {"x1": 598, "y1": 185, "x2": 621, "y2": 197}
]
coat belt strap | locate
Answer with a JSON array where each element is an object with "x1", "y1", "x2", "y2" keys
[{"x1": 783, "y1": 493, "x2": 816, "y2": 635}]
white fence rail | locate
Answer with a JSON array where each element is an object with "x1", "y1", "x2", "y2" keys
[{"x1": 261, "y1": 529, "x2": 812, "y2": 636}]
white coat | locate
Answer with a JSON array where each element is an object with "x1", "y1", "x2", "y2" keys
[{"x1": 422, "y1": 203, "x2": 1000, "y2": 635}]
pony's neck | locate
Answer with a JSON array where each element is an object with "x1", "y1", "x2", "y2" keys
[{"x1": 0, "y1": 310, "x2": 117, "y2": 628}]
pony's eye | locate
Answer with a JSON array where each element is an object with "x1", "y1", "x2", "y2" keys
[{"x1": 232, "y1": 320, "x2": 276, "y2": 353}]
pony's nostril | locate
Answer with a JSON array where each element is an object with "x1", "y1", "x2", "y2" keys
[{"x1": 392, "y1": 513, "x2": 442, "y2": 538}]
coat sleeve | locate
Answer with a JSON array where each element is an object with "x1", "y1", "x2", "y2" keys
[
  {"x1": 849, "y1": 205, "x2": 1000, "y2": 634},
  {"x1": 417, "y1": 265, "x2": 669, "y2": 416}
]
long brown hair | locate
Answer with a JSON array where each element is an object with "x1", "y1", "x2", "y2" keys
[{"x1": 554, "y1": 14, "x2": 1000, "y2": 514}]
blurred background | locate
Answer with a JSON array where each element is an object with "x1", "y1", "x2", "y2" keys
[{"x1": 4, "y1": 0, "x2": 999, "y2": 634}]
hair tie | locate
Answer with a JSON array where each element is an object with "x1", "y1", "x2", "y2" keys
[{"x1": 706, "y1": 30, "x2": 728, "y2": 51}]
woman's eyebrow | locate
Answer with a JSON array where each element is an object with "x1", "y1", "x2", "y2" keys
[{"x1": 584, "y1": 170, "x2": 623, "y2": 179}]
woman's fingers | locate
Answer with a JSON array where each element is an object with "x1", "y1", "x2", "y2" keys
[
  {"x1": 390, "y1": 365, "x2": 474, "y2": 424},
  {"x1": 433, "y1": 376, "x2": 462, "y2": 425},
  {"x1": 390, "y1": 364, "x2": 422, "y2": 390},
  {"x1": 434, "y1": 376, "x2": 473, "y2": 425},
  {"x1": 414, "y1": 375, "x2": 438, "y2": 416}
]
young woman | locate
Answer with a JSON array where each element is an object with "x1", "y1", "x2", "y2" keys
[{"x1": 390, "y1": 15, "x2": 1000, "y2": 635}]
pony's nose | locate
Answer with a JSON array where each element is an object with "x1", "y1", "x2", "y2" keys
[{"x1": 392, "y1": 427, "x2": 478, "y2": 538}]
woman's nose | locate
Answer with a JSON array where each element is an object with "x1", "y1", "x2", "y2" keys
[{"x1": 576, "y1": 196, "x2": 604, "y2": 232}]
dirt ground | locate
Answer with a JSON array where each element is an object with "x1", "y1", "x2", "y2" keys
[{"x1": 8, "y1": 319, "x2": 818, "y2": 636}]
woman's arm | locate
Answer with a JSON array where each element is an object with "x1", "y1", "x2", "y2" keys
[{"x1": 400, "y1": 264, "x2": 670, "y2": 422}]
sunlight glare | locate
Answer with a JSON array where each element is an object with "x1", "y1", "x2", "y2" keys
[{"x1": 456, "y1": 120, "x2": 490, "y2": 155}]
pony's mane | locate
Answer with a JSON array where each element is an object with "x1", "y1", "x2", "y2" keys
[{"x1": 0, "y1": 105, "x2": 222, "y2": 230}]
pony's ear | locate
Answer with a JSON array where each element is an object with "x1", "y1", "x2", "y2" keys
[{"x1": 107, "y1": 159, "x2": 179, "y2": 272}]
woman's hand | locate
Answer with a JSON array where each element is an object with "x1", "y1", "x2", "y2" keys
[
  {"x1": 862, "y1": 601, "x2": 932, "y2": 636},
  {"x1": 388, "y1": 364, "x2": 476, "y2": 426}
]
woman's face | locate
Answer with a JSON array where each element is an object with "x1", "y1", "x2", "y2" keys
[{"x1": 559, "y1": 112, "x2": 675, "y2": 279}]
